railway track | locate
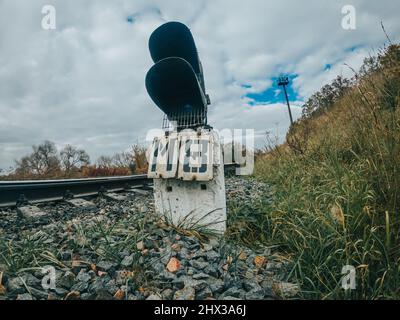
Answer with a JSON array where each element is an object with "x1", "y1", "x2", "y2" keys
[
  {"x1": 0, "y1": 175, "x2": 151, "y2": 208},
  {"x1": 0, "y1": 164, "x2": 238, "y2": 208}
]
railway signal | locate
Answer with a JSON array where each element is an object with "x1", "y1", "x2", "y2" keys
[
  {"x1": 145, "y1": 22, "x2": 227, "y2": 234},
  {"x1": 146, "y1": 21, "x2": 210, "y2": 129}
]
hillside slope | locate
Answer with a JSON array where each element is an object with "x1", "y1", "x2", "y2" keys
[{"x1": 228, "y1": 44, "x2": 400, "y2": 299}]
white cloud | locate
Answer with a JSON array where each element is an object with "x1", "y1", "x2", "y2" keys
[{"x1": 0, "y1": 0, "x2": 399, "y2": 168}]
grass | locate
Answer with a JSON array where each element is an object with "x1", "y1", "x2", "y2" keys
[
  {"x1": 161, "y1": 207, "x2": 226, "y2": 241},
  {"x1": 0, "y1": 208, "x2": 153, "y2": 286},
  {"x1": 0, "y1": 230, "x2": 64, "y2": 274},
  {"x1": 226, "y1": 44, "x2": 400, "y2": 299}
]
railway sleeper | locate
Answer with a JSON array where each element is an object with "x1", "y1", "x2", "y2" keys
[
  {"x1": 65, "y1": 198, "x2": 96, "y2": 210},
  {"x1": 17, "y1": 205, "x2": 50, "y2": 221}
]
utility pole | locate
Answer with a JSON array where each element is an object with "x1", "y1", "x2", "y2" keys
[{"x1": 278, "y1": 76, "x2": 294, "y2": 126}]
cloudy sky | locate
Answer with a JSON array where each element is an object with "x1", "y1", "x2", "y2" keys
[{"x1": 0, "y1": 0, "x2": 399, "y2": 169}]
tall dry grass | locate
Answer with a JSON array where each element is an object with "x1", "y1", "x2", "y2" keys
[{"x1": 227, "y1": 44, "x2": 400, "y2": 299}]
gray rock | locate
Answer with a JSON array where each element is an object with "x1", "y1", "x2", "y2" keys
[
  {"x1": 105, "y1": 279, "x2": 118, "y2": 295},
  {"x1": 88, "y1": 278, "x2": 105, "y2": 293},
  {"x1": 55, "y1": 287, "x2": 69, "y2": 297},
  {"x1": 81, "y1": 292, "x2": 95, "y2": 300},
  {"x1": 134, "y1": 293, "x2": 146, "y2": 300},
  {"x1": 173, "y1": 286, "x2": 195, "y2": 300},
  {"x1": 146, "y1": 293, "x2": 162, "y2": 300},
  {"x1": 263, "y1": 286, "x2": 274, "y2": 297},
  {"x1": 96, "y1": 289, "x2": 113, "y2": 300},
  {"x1": 97, "y1": 260, "x2": 116, "y2": 272},
  {"x1": 265, "y1": 262, "x2": 282, "y2": 271},
  {"x1": 24, "y1": 274, "x2": 41, "y2": 287},
  {"x1": 176, "y1": 269, "x2": 186, "y2": 277},
  {"x1": 71, "y1": 281, "x2": 89, "y2": 292},
  {"x1": 7, "y1": 277, "x2": 25, "y2": 294},
  {"x1": 65, "y1": 198, "x2": 96, "y2": 210},
  {"x1": 243, "y1": 269, "x2": 256, "y2": 279},
  {"x1": 115, "y1": 271, "x2": 129, "y2": 285},
  {"x1": 184, "y1": 236, "x2": 198, "y2": 245},
  {"x1": 219, "y1": 287, "x2": 244, "y2": 299},
  {"x1": 120, "y1": 285, "x2": 129, "y2": 293},
  {"x1": 203, "y1": 265, "x2": 219, "y2": 278},
  {"x1": 179, "y1": 247, "x2": 190, "y2": 259},
  {"x1": 193, "y1": 273, "x2": 210, "y2": 280},
  {"x1": 121, "y1": 254, "x2": 134, "y2": 267},
  {"x1": 205, "y1": 250, "x2": 220, "y2": 262},
  {"x1": 195, "y1": 286, "x2": 213, "y2": 300},
  {"x1": 119, "y1": 250, "x2": 130, "y2": 258},
  {"x1": 221, "y1": 296, "x2": 240, "y2": 300},
  {"x1": 157, "y1": 270, "x2": 177, "y2": 281},
  {"x1": 202, "y1": 243, "x2": 213, "y2": 251},
  {"x1": 209, "y1": 279, "x2": 224, "y2": 294},
  {"x1": 171, "y1": 278, "x2": 185, "y2": 290},
  {"x1": 274, "y1": 282, "x2": 300, "y2": 297},
  {"x1": 187, "y1": 268, "x2": 195, "y2": 276},
  {"x1": 76, "y1": 270, "x2": 91, "y2": 283},
  {"x1": 57, "y1": 271, "x2": 75, "y2": 289},
  {"x1": 245, "y1": 289, "x2": 265, "y2": 300},
  {"x1": 88, "y1": 270, "x2": 96, "y2": 278},
  {"x1": 161, "y1": 289, "x2": 174, "y2": 300},
  {"x1": 190, "y1": 259, "x2": 208, "y2": 270},
  {"x1": 263, "y1": 247, "x2": 272, "y2": 256},
  {"x1": 183, "y1": 278, "x2": 208, "y2": 291},
  {"x1": 153, "y1": 229, "x2": 166, "y2": 239},
  {"x1": 16, "y1": 293, "x2": 33, "y2": 300},
  {"x1": 243, "y1": 280, "x2": 262, "y2": 292},
  {"x1": 222, "y1": 274, "x2": 236, "y2": 289},
  {"x1": 29, "y1": 287, "x2": 49, "y2": 300},
  {"x1": 136, "y1": 241, "x2": 145, "y2": 251},
  {"x1": 60, "y1": 251, "x2": 71, "y2": 261},
  {"x1": 192, "y1": 251, "x2": 207, "y2": 259},
  {"x1": 153, "y1": 262, "x2": 165, "y2": 274},
  {"x1": 246, "y1": 255, "x2": 256, "y2": 267},
  {"x1": 260, "y1": 279, "x2": 273, "y2": 289},
  {"x1": 160, "y1": 252, "x2": 174, "y2": 265},
  {"x1": 188, "y1": 243, "x2": 201, "y2": 251},
  {"x1": 208, "y1": 238, "x2": 220, "y2": 248}
]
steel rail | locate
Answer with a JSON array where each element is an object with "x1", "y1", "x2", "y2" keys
[
  {"x1": 0, "y1": 174, "x2": 150, "y2": 208},
  {"x1": 0, "y1": 163, "x2": 239, "y2": 208}
]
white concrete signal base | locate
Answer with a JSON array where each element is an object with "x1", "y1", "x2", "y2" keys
[{"x1": 148, "y1": 128, "x2": 227, "y2": 234}]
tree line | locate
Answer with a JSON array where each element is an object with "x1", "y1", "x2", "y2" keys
[{"x1": 0, "y1": 141, "x2": 148, "y2": 180}]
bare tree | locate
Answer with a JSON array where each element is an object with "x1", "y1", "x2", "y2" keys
[
  {"x1": 97, "y1": 155, "x2": 113, "y2": 168},
  {"x1": 131, "y1": 144, "x2": 147, "y2": 173},
  {"x1": 60, "y1": 144, "x2": 90, "y2": 175},
  {"x1": 112, "y1": 152, "x2": 134, "y2": 168},
  {"x1": 14, "y1": 156, "x2": 31, "y2": 177},
  {"x1": 96, "y1": 145, "x2": 147, "y2": 174},
  {"x1": 15, "y1": 141, "x2": 60, "y2": 177},
  {"x1": 35, "y1": 140, "x2": 60, "y2": 175}
]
